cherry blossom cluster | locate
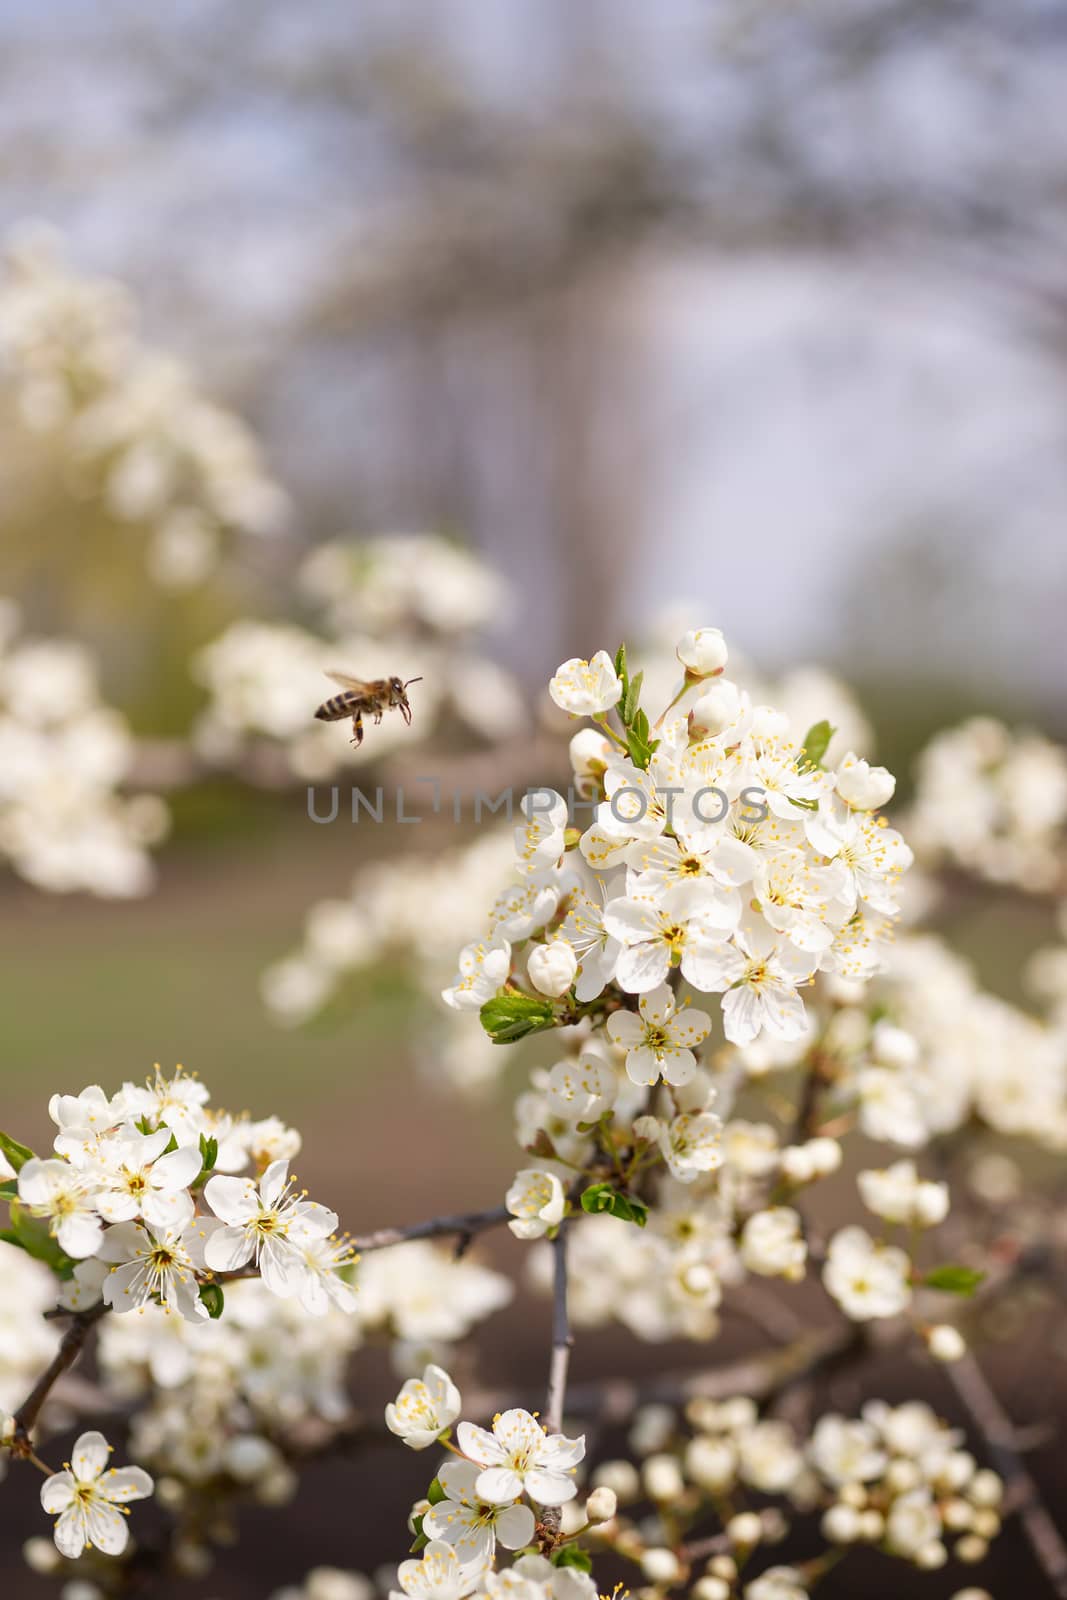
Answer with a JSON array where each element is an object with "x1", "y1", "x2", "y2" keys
[
  {"x1": 0, "y1": 598, "x2": 168, "y2": 897},
  {"x1": 907, "y1": 715, "x2": 1067, "y2": 891},
  {"x1": 0, "y1": 227, "x2": 287, "y2": 586},
  {"x1": 194, "y1": 534, "x2": 524, "y2": 781},
  {"x1": 377, "y1": 1363, "x2": 1005, "y2": 1600},
  {"x1": 2, "y1": 1067, "x2": 353, "y2": 1344},
  {"x1": 385, "y1": 1365, "x2": 590, "y2": 1600},
  {"x1": 580, "y1": 1392, "x2": 1005, "y2": 1596},
  {"x1": 444, "y1": 629, "x2": 912, "y2": 1047}
]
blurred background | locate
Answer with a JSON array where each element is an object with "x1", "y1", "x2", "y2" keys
[{"x1": 1, "y1": 1, "x2": 1066, "y2": 1594}]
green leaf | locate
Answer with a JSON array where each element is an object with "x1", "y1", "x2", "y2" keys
[
  {"x1": 196, "y1": 1135, "x2": 218, "y2": 1184},
  {"x1": 801, "y1": 720, "x2": 836, "y2": 769},
  {"x1": 552, "y1": 1546, "x2": 592, "y2": 1572},
  {"x1": 0, "y1": 1132, "x2": 35, "y2": 1173},
  {"x1": 8, "y1": 1202, "x2": 76, "y2": 1278},
  {"x1": 199, "y1": 1283, "x2": 226, "y2": 1319},
  {"x1": 0, "y1": 1180, "x2": 17, "y2": 1200},
  {"x1": 580, "y1": 1183, "x2": 648, "y2": 1227},
  {"x1": 427, "y1": 1477, "x2": 447, "y2": 1505},
  {"x1": 623, "y1": 669, "x2": 644, "y2": 725},
  {"x1": 614, "y1": 642, "x2": 628, "y2": 683},
  {"x1": 922, "y1": 1265, "x2": 986, "y2": 1296},
  {"x1": 409, "y1": 1529, "x2": 429, "y2": 1554},
  {"x1": 480, "y1": 992, "x2": 556, "y2": 1045}
]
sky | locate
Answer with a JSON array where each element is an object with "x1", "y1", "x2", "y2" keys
[{"x1": 1, "y1": 0, "x2": 1064, "y2": 713}]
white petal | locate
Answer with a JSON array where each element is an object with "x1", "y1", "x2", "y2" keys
[
  {"x1": 475, "y1": 1466, "x2": 525, "y2": 1504},
  {"x1": 203, "y1": 1174, "x2": 256, "y2": 1225},
  {"x1": 202, "y1": 1224, "x2": 254, "y2": 1272},
  {"x1": 496, "y1": 1503, "x2": 537, "y2": 1549},
  {"x1": 100, "y1": 1466, "x2": 154, "y2": 1503},
  {"x1": 524, "y1": 1468, "x2": 577, "y2": 1505},
  {"x1": 456, "y1": 1421, "x2": 504, "y2": 1468},
  {"x1": 259, "y1": 1158, "x2": 290, "y2": 1207},
  {"x1": 53, "y1": 1507, "x2": 87, "y2": 1559},
  {"x1": 56, "y1": 1210, "x2": 104, "y2": 1261},
  {"x1": 149, "y1": 1143, "x2": 202, "y2": 1192},
  {"x1": 85, "y1": 1499, "x2": 130, "y2": 1555},
  {"x1": 615, "y1": 942, "x2": 671, "y2": 993},
  {"x1": 40, "y1": 1471, "x2": 75, "y2": 1513},
  {"x1": 71, "y1": 1431, "x2": 111, "y2": 1481}
]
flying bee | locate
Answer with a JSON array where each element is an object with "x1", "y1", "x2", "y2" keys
[{"x1": 314, "y1": 671, "x2": 423, "y2": 747}]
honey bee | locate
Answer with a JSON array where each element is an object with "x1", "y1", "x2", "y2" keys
[{"x1": 314, "y1": 671, "x2": 422, "y2": 747}]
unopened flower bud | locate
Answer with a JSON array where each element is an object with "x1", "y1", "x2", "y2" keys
[
  {"x1": 677, "y1": 628, "x2": 728, "y2": 678},
  {"x1": 779, "y1": 1145, "x2": 816, "y2": 1185},
  {"x1": 690, "y1": 680, "x2": 741, "y2": 735},
  {"x1": 915, "y1": 1541, "x2": 948, "y2": 1570},
  {"x1": 570, "y1": 728, "x2": 611, "y2": 776},
  {"x1": 692, "y1": 1580, "x2": 730, "y2": 1600},
  {"x1": 727, "y1": 1512, "x2": 762, "y2": 1548},
  {"x1": 585, "y1": 1486, "x2": 618, "y2": 1524},
  {"x1": 821, "y1": 1504, "x2": 861, "y2": 1544},
  {"x1": 528, "y1": 940, "x2": 578, "y2": 997},
  {"x1": 955, "y1": 1535, "x2": 989, "y2": 1564},
  {"x1": 927, "y1": 1324, "x2": 966, "y2": 1363},
  {"x1": 835, "y1": 753, "x2": 896, "y2": 810},
  {"x1": 641, "y1": 1548, "x2": 682, "y2": 1584},
  {"x1": 805, "y1": 1136, "x2": 842, "y2": 1176},
  {"x1": 643, "y1": 1454, "x2": 685, "y2": 1501},
  {"x1": 968, "y1": 1470, "x2": 1003, "y2": 1508}
]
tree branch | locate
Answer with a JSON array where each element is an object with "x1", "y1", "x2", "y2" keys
[
  {"x1": 943, "y1": 1351, "x2": 1067, "y2": 1599},
  {"x1": 350, "y1": 1204, "x2": 510, "y2": 1255},
  {"x1": 544, "y1": 1222, "x2": 572, "y2": 1435},
  {"x1": 9, "y1": 1302, "x2": 109, "y2": 1455}
]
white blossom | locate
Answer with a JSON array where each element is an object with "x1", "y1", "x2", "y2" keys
[
  {"x1": 39, "y1": 1431, "x2": 153, "y2": 1559},
  {"x1": 385, "y1": 1365, "x2": 462, "y2": 1450},
  {"x1": 549, "y1": 653, "x2": 622, "y2": 716},
  {"x1": 456, "y1": 1408, "x2": 585, "y2": 1505}
]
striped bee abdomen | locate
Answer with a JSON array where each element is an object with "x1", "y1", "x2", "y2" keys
[{"x1": 315, "y1": 692, "x2": 360, "y2": 722}]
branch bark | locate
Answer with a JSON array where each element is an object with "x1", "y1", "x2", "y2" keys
[
  {"x1": 10, "y1": 1302, "x2": 108, "y2": 1454},
  {"x1": 944, "y1": 1351, "x2": 1067, "y2": 1599},
  {"x1": 350, "y1": 1204, "x2": 510, "y2": 1255}
]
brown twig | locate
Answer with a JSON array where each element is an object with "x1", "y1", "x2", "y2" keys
[
  {"x1": 544, "y1": 1221, "x2": 573, "y2": 1436},
  {"x1": 350, "y1": 1204, "x2": 510, "y2": 1254},
  {"x1": 943, "y1": 1352, "x2": 1067, "y2": 1599},
  {"x1": 9, "y1": 1303, "x2": 109, "y2": 1455}
]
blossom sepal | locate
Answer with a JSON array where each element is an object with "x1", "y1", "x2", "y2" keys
[{"x1": 479, "y1": 992, "x2": 557, "y2": 1044}]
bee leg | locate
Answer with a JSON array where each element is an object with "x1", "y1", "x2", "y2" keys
[
  {"x1": 373, "y1": 708, "x2": 383, "y2": 724},
  {"x1": 350, "y1": 712, "x2": 364, "y2": 747}
]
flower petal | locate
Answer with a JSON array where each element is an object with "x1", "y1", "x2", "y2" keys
[{"x1": 71, "y1": 1431, "x2": 110, "y2": 1482}]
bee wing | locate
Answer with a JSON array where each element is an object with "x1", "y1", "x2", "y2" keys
[{"x1": 324, "y1": 669, "x2": 370, "y2": 692}]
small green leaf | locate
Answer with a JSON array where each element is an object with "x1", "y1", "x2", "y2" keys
[
  {"x1": 199, "y1": 1283, "x2": 225, "y2": 1319},
  {"x1": 196, "y1": 1135, "x2": 218, "y2": 1184},
  {"x1": 801, "y1": 720, "x2": 836, "y2": 769},
  {"x1": 922, "y1": 1265, "x2": 986, "y2": 1296},
  {"x1": 580, "y1": 1183, "x2": 648, "y2": 1227},
  {"x1": 427, "y1": 1477, "x2": 447, "y2": 1506},
  {"x1": 614, "y1": 642, "x2": 628, "y2": 683},
  {"x1": 8, "y1": 1202, "x2": 76, "y2": 1277},
  {"x1": 552, "y1": 1546, "x2": 592, "y2": 1572},
  {"x1": 623, "y1": 669, "x2": 644, "y2": 725},
  {"x1": 409, "y1": 1530, "x2": 429, "y2": 1554},
  {"x1": 480, "y1": 992, "x2": 556, "y2": 1045},
  {"x1": 0, "y1": 1180, "x2": 17, "y2": 1200},
  {"x1": 0, "y1": 1132, "x2": 35, "y2": 1173}
]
